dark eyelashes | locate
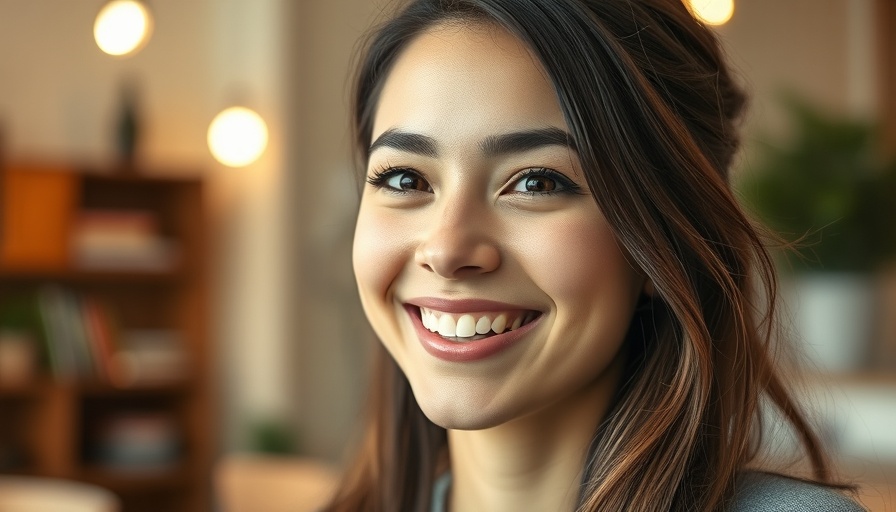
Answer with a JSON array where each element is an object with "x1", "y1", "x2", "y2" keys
[{"x1": 365, "y1": 166, "x2": 410, "y2": 187}]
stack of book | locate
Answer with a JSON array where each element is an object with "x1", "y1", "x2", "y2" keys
[
  {"x1": 70, "y1": 209, "x2": 178, "y2": 271},
  {"x1": 91, "y1": 411, "x2": 181, "y2": 471}
]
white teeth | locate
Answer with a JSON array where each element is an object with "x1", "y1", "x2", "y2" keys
[
  {"x1": 437, "y1": 315, "x2": 456, "y2": 337},
  {"x1": 456, "y1": 315, "x2": 476, "y2": 337},
  {"x1": 430, "y1": 313, "x2": 439, "y2": 332},
  {"x1": 475, "y1": 316, "x2": 491, "y2": 335},
  {"x1": 491, "y1": 314, "x2": 507, "y2": 334},
  {"x1": 418, "y1": 307, "x2": 537, "y2": 339}
]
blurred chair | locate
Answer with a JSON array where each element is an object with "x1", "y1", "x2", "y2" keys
[
  {"x1": 215, "y1": 453, "x2": 340, "y2": 512},
  {"x1": 0, "y1": 477, "x2": 119, "y2": 512}
]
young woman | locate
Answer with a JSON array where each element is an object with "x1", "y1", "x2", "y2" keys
[{"x1": 329, "y1": 0, "x2": 866, "y2": 510}]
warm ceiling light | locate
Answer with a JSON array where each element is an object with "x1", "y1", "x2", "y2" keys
[
  {"x1": 94, "y1": 0, "x2": 153, "y2": 56},
  {"x1": 207, "y1": 107, "x2": 269, "y2": 167},
  {"x1": 687, "y1": 0, "x2": 735, "y2": 26}
]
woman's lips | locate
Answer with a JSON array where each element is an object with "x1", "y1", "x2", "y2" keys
[
  {"x1": 403, "y1": 299, "x2": 542, "y2": 362},
  {"x1": 406, "y1": 297, "x2": 535, "y2": 313}
]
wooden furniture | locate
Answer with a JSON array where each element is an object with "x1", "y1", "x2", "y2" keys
[
  {"x1": 214, "y1": 454, "x2": 339, "y2": 512},
  {"x1": 876, "y1": 0, "x2": 896, "y2": 153},
  {"x1": 0, "y1": 476, "x2": 120, "y2": 512},
  {"x1": 0, "y1": 162, "x2": 211, "y2": 512}
]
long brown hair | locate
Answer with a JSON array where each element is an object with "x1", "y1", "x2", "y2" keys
[{"x1": 328, "y1": 1, "x2": 837, "y2": 510}]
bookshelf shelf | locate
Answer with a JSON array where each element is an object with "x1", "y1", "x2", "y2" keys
[
  {"x1": 0, "y1": 378, "x2": 55, "y2": 398},
  {"x1": 77, "y1": 379, "x2": 193, "y2": 397},
  {"x1": 0, "y1": 379, "x2": 192, "y2": 395},
  {"x1": 0, "y1": 267, "x2": 185, "y2": 284},
  {"x1": 0, "y1": 162, "x2": 211, "y2": 512},
  {"x1": 78, "y1": 464, "x2": 193, "y2": 493}
]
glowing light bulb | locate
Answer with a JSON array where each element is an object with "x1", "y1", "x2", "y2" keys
[
  {"x1": 208, "y1": 107, "x2": 269, "y2": 167},
  {"x1": 94, "y1": 0, "x2": 153, "y2": 56},
  {"x1": 687, "y1": 0, "x2": 735, "y2": 26}
]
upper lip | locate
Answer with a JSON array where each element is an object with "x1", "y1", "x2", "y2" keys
[{"x1": 404, "y1": 297, "x2": 539, "y2": 313}]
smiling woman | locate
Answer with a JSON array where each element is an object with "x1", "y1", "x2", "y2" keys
[
  {"x1": 354, "y1": 25, "x2": 644, "y2": 442},
  {"x1": 327, "y1": 1, "x2": 866, "y2": 511}
]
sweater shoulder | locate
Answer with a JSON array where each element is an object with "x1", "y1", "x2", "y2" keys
[{"x1": 730, "y1": 472, "x2": 866, "y2": 512}]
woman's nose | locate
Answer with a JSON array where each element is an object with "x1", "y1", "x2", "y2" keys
[{"x1": 414, "y1": 203, "x2": 500, "y2": 279}]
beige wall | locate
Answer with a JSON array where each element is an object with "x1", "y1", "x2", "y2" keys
[
  {"x1": 284, "y1": 0, "x2": 383, "y2": 460},
  {"x1": 716, "y1": 0, "x2": 877, "y2": 157},
  {"x1": 0, "y1": 1, "x2": 212, "y2": 165}
]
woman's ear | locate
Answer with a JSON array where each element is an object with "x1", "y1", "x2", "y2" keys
[
  {"x1": 642, "y1": 277, "x2": 655, "y2": 297},
  {"x1": 635, "y1": 276, "x2": 656, "y2": 313}
]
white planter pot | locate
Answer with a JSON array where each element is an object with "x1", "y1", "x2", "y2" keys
[{"x1": 786, "y1": 273, "x2": 874, "y2": 373}]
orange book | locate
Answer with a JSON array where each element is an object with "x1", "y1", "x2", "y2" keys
[{"x1": 1, "y1": 164, "x2": 78, "y2": 270}]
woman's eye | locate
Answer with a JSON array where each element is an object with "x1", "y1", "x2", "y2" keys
[
  {"x1": 387, "y1": 171, "x2": 430, "y2": 191},
  {"x1": 508, "y1": 168, "x2": 581, "y2": 195},
  {"x1": 367, "y1": 168, "x2": 432, "y2": 193},
  {"x1": 514, "y1": 175, "x2": 558, "y2": 193}
]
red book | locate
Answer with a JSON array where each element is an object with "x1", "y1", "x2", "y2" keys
[{"x1": 82, "y1": 298, "x2": 117, "y2": 383}]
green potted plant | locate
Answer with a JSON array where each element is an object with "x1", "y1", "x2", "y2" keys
[{"x1": 737, "y1": 97, "x2": 896, "y2": 372}]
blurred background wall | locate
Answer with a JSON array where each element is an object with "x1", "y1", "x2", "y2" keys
[
  {"x1": 0, "y1": 0, "x2": 893, "y2": 509},
  {"x1": 1, "y1": 0, "x2": 380, "y2": 459},
  {"x1": 720, "y1": 0, "x2": 878, "y2": 134}
]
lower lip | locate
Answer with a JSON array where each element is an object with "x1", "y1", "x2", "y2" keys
[{"x1": 405, "y1": 305, "x2": 540, "y2": 362}]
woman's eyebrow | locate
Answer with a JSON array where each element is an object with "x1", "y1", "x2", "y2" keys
[
  {"x1": 369, "y1": 129, "x2": 438, "y2": 157},
  {"x1": 479, "y1": 127, "x2": 577, "y2": 155},
  {"x1": 367, "y1": 126, "x2": 576, "y2": 158}
]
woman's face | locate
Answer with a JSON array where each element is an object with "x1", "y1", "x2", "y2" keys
[{"x1": 353, "y1": 22, "x2": 646, "y2": 430}]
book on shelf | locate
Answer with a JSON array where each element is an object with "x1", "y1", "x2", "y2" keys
[
  {"x1": 82, "y1": 297, "x2": 118, "y2": 383},
  {"x1": 71, "y1": 209, "x2": 179, "y2": 271},
  {"x1": 37, "y1": 286, "x2": 81, "y2": 379},
  {"x1": 34, "y1": 286, "x2": 188, "y2": 385},
  {"x1": 90, "y1": 411, "x2": 182, "y2": 471},
  {"x1": 110, "y1": 329, "x2": 189, "y2": 386}
]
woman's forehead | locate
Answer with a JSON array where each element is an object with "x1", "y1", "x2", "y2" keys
[{"x1": 370, "y1": 22, "x2": 567, "y2": 147}]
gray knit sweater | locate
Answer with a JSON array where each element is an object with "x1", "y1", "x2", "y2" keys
[{"x1": 430, "y1": 471, "x2": 866, "y2": 511}]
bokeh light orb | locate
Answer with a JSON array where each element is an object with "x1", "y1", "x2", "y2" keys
[
  {"x1": 208, "y1": 107, "x2": 269, "y2": 167},
  {"x1": 687, "y1": 0, "x2": 735, "y2": 26},
  {"x1": 94, "y1": 0, "x2": 153, "y2": 56}
]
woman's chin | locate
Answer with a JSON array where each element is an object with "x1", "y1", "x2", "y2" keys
[
  {"x1": 412, "y1": 387, "x2": 520, "y2": 431},
  {"x1": 419, "y1": 405, "x2": 506, "y2": 431}
]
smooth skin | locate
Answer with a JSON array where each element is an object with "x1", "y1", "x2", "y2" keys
[{"x1": 352, "y1": 22, "x2": 648, "y2": 512}]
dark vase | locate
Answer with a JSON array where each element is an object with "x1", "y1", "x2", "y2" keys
[{"x1": 116, "y1": 81, "x2": 140, "y2": 169}]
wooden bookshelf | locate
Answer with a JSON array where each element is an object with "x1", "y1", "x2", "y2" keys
[
  {"x1": 876, "y1": 0, "x2": 896, "y2": 154},
  {"x1": 0, "y1": 161, "x2": 212, "y2": 512}
]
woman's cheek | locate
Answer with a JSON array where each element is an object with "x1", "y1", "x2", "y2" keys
[
  {"x1": 515, "y1": 211, "x2": 638, "y2": 307},
  {"x1": 352, "y1": 205, "x2": 413, "y2": 304}
]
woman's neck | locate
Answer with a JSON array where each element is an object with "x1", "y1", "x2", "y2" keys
[{"x1": 445, "y1": 359, "x2": 623, "y2": 512}]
